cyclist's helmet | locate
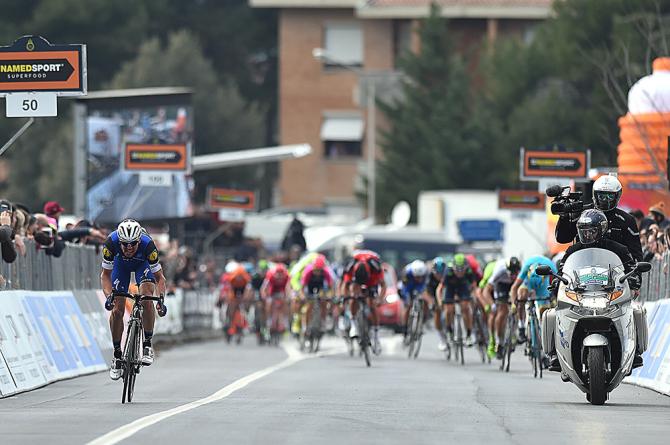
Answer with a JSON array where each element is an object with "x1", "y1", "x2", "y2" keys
[
  {"x1": 506, "y1": 257, "x2": 521, "y2": 275},
  {"x1": 577, "y1": 209, "x2": 608, "y2": 245},
  {"x1": 313, "y1": 256, "x2": 326, "y2": 270},
  {"x1": 453, "y1": 253, "x2": 467, "y2": 272},
  {"x1": 258, "y1": 259, "x2": 269, "y2": 273},
  {"x1": 353, "y1": 262, "x2": 370, "y2": 285},
  {"x1": 431, "y1": 257, "x2": 446, "y2": 276},
  {"x1": 230, "y1": 265, "x2": 249, "y2": 288},
  {"x1": 409, "y1": 260, "x2": 427, "y2": 278},
  {"x1": 592, "y1": 175, "x2": 622, "y2": 212},
  {"x1": 117, "y1": 219, "x2": 142, "y2": 243},
  {"x1": 271, "y1": 264, "x2": 288, "y2": 282}
]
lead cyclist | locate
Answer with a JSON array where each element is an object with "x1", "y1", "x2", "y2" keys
[{"x1": 100, "y1": 219, "x2": 167, "y2": 380}]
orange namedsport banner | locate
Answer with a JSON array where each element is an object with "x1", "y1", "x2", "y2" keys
[{"x1": 0, "y1": 36, "x2": 84, "y2": 93}]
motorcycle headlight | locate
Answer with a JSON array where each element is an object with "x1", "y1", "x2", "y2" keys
[{"x1": 580, "y1": 296, "x2": 609, "y2": 310}]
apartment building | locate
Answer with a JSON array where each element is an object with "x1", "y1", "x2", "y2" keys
[{"x1": 250, "y1": 0, "x2": 553, "y2": 218}]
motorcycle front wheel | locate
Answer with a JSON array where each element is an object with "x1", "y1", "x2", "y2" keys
[{"x1": 587, "y1": 347, "x2": 607, "y2": 405}]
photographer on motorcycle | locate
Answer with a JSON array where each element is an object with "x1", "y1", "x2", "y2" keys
[
  {"x1": 554, "y1": 175, "x2": 642, "y2": 263},
  {"x1": 549, "y1": 209, "x2": 643, "y2": 371}
]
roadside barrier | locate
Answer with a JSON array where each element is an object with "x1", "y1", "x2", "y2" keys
[
  {"x1": 0, "y1": 241, "x2": 218, "y2": 398},
  {"x1": 639, "y1": 250, "x2": 670, "y2": 303}
]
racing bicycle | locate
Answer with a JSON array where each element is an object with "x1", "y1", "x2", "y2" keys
[{"x1": 109, "y1": 290, "x2": 166, "y2": 404}]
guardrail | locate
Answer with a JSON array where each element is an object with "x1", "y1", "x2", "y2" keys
[
  {"x1": 0, "y1": 240, "x2": 100, "y2": 290},
  {"x1": 639, "y1": 251, "x2": 670, "y2": 303}
]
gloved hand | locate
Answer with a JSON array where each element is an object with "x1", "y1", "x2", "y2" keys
[
  {"x1": 511, "y1": 303, "x2": 517, "y2": 313},
  {"x1": 157, "y1": 294, "x2": 167, "y2": 317},
  {"x1": 104, "y1": 293, "x2": 115, "y2": 311}
]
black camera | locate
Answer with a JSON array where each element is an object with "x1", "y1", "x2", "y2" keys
[{"x1": 546, "y1": 185, "x2": 590, "y2": 216}]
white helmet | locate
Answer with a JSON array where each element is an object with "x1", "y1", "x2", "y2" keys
[
  {"x1": 409, "y1": 260, "x2": 427, "y2": 277},
  {"x1": 593, "y1": 174, "x2": 622, "y2": 212},
  {"x1": 117, "y1": 219, "x2": 143, "y2": 243}
]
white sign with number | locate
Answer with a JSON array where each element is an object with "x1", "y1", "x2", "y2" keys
[
  {"x1": 5, "y1": 92, "x2": 57, "y2": 117},
  {"x1": 138, "y1": 171, "x2": 172, "y2": 187},
  {"x1": 218, "y1": 209, "x2": 245, "y2": 222}
]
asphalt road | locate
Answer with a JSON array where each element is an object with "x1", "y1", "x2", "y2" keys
[{"x1": 1, "y1": 331, "x2": 669, "y2": 445}]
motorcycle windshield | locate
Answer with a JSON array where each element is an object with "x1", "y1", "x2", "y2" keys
[{"x1": 561, "y1": 248, "x2": 625, "y2": 291}]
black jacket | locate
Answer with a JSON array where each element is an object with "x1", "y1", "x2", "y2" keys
[{"x1": 555, "y1": 207, "x2": 643, "y2": 262}]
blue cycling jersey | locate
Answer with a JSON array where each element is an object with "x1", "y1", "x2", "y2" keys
[
  {"x1": 101, "y1": 231, "x2": 161, "y2": 292},
  {"x1": 519, "y1": 255, "x2": 556, "y2": 300},
  {"x1": 399, "y1": 265, "x2": 427, "y2": 301}
]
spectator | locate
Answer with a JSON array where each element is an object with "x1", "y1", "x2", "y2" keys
[
  {"x1": 642, "y1": 202, "x2": 670, "y2": 231},
  {"x1": 43, "y1": 201, "x2": 64, "y2": 224},
  {"x1": 281, "y1": 214, "x2": 306, "y2": 252},
  {"x1": 629, "y1": 209, "x2": 644, "y2": 230},
  {"x1": 0, "y1": 199, "x2": 17, "y2": 263}
]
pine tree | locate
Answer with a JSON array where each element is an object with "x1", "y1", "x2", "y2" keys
[{"x1": 376, "y1": 4, "x2": 503, "y2": 220}]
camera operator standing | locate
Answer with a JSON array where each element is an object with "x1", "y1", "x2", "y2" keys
[{"x1": 554, "y1": 175, "x2": 643, "y2": 262}]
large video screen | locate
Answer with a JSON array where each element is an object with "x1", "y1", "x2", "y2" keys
[{"x1": 84, "y1": 92, "x2": 194, "y2": 223}]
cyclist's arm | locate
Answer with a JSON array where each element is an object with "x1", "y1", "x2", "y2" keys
[
  {"x1": 260, "y1": 279, "x2": 270, "y2": 298},
  {"x1": 436, "y1": 281, "x2": 445, "y2": 307},
  {"x1": 483, "y1": 283, "x2": 494, "y2": 303},
  {"x1": 100, "y1": 238, "x2": 115, "y2": 296},
  {"x1": 510, "y1": 278, "x2": 523, "y2": 305},
  {"x1": 377, "y1": 279, "x2": 387, "y2": 304},
  {"x1": 153, "y1": 268, "x2": 167, "y2": 297},
  {"x1": 101, "y1": 269, "x2": 113, "y2": 297}
]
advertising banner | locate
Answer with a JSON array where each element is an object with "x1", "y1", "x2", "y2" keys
[
  {"x1": 0, "y1": 35, "x2": 86, "y2": 95},
  {"x1": 84, "y1": 91, "x2": 194, "y2": 222},
  {"x1": 520, "y1": 149, "x2": 589, "y2": 180},
  {"x1": 207, "y1": 187, "x2": 256, "y2": 211},
  {"x1": 498, "y1": 190, "x2": 545, "y2": 210},
  {"x1": 125, "y1": 144, "x2": 188, "y2": 171},
  {"x1": 0, "y1": 292, "x2": 48, "y2": 391}
]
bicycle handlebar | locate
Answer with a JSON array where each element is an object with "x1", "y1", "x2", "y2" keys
[{"x1": 111, "y1": 290, "x2": 162, "y2": 302}]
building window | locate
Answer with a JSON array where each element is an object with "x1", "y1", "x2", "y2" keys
[
  {"x1": 393, "y1": 20, "x2": 412, "y2": 68},
  {"x1": 321, "y1": 115, "x2": 364, "y2": 158},
  {"x1": 324, "y1": 22, "x2": 363, "y2": 67},
  {"x1": 523, "y1": 24, "x2": 537, "y2": 45}
]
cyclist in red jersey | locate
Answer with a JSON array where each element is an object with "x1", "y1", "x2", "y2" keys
[
  {"x1": 341, "y1": 250, "x2": 387, "y2": 355},
  {"x1": 261, "y1": 263, "x2": 290, "y2": 335}
]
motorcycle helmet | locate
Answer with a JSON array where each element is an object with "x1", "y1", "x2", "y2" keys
[
  {"x1": 593, "y1": 175, "x2": 622, "y2": 212},
  {"x1": 577, "y1": 209, "x2": 608, "y2": 245}
]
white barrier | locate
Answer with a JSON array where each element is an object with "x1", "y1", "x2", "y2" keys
[
  {"x1": 625, "y1": 299, "x2": 670, "y2": 394},
  {"x1": 0, "y1": 290, "x2": 107, "y2": 398}
]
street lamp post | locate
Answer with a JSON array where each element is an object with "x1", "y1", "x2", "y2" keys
[{"x1": 313, "y1": 48, "x2": 376, "y2": 222}]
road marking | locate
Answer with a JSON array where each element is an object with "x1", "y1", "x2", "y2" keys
[{"x1": 87, "y1": 343, "x2": 341, "y2": 445}]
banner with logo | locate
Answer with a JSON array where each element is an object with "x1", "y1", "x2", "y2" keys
[{"x1": 84, "y1": 92, "x2": 194, "y2": 222}]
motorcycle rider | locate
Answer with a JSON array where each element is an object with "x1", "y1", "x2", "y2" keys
[
  {"x1": 555, "y1": 175, "x2": 642, "y2": 262},
  {"x1": 549, "y1": 209, "x2": 641, "y2": 370}
]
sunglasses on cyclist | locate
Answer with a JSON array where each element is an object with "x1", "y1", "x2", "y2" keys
[{"x1": 121, "y1": 241, "x2": 139, "y2": 248}]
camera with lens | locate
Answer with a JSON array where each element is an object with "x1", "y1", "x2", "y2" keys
[{"x1": 546, "y1": 185, "x2": 590, "y2": 216}]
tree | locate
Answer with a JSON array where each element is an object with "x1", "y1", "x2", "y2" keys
[
  {"x1": 108, "y1": 30, "x2": 268, "y2": 200},
  {"x1": 375, "y1": 4, "x2": 504, "y2": 220}
]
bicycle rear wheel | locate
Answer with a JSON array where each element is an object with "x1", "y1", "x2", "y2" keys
[{"x1": 357, "y1": 307, "x2": 371, "y2": 367}]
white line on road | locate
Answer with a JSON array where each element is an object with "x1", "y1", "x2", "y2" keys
[{"x1": 87, "y1": 343, "x2": 342, "y2": 445}]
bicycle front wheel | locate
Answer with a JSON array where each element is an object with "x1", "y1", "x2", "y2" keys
[{"x1": 122, "y1": 321, "x2": 140, "y2": 404}]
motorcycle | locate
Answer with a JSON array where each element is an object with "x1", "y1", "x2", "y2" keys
[{"x1": 538, "y1": 248, "x2": 651, "y2": 405}]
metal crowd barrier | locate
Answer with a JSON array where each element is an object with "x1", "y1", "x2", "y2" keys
[
  {"x1": 182, "y1": 288, "x2": 219, "y2": 331},
  {"x1": 639, "y1": 250, "x2": 670, "y2": 303},
  {"x1": 0, "y1": 239, "x2": 100, "y2": 291}
]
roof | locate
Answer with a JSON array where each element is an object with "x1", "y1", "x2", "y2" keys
[
  {"x1": 250, "y1": 0, "x2": 553, "y2": 18},
  {"x1": 359, "y1": 0, "x2": 553, "y2": 18}
]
